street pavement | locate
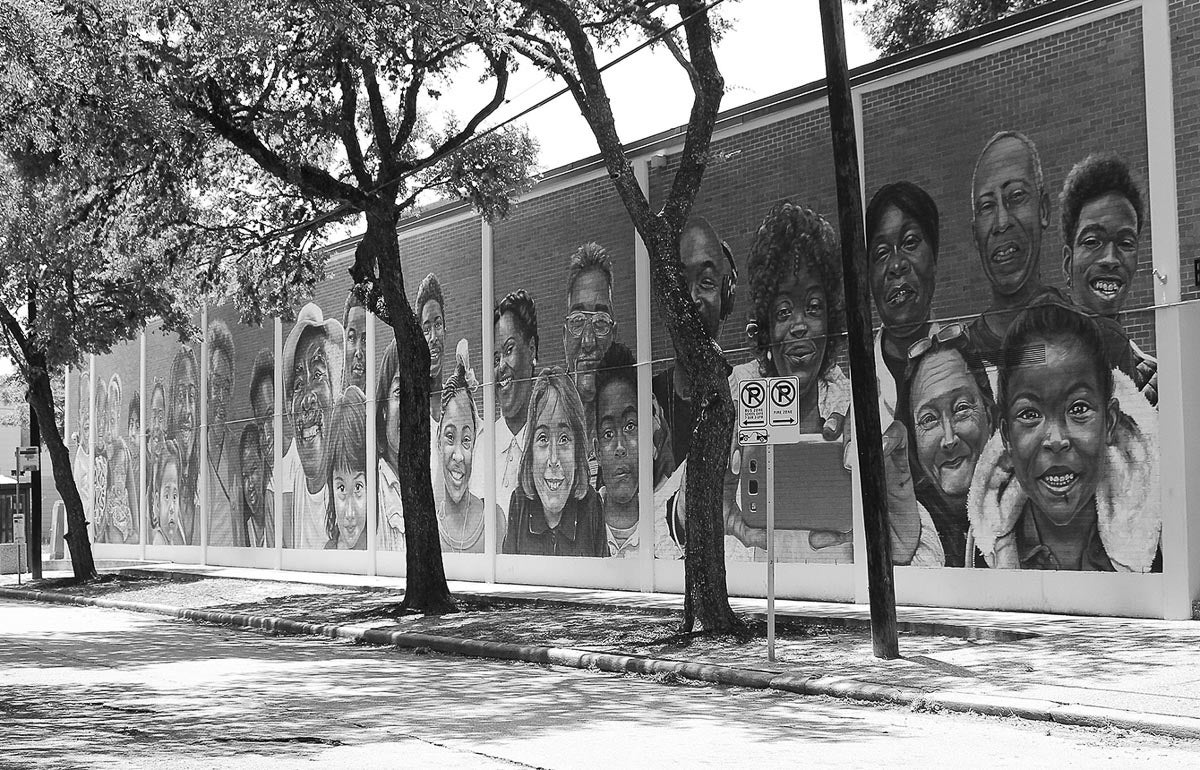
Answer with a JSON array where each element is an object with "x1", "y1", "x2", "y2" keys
[{"x1": 3, "y1": 598, "x2": 1199, "y2": 769}]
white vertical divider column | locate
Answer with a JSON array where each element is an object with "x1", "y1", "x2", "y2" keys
[
  {"x1": 849, "y1": 85, "x2": 870, "y2": 605},
  {"x1": 63, "y1": 366, "x2": 71, "y2": 556},
  {"x1": 88, "y1": 355, "x2": 96, "y2": 545},
  {"x1": 274, "y1": 317, "x2": 284, "y2": 570},
  {"x1": 139, "y1": 332, "x2": 147, "y2": 559},
  {"x1": 633, "y1": 158, "x2": 655, "y2": 592},
  {"x1": 199, "y1": 307, "x2": 209, "y2": 565},
  {"x1": 482, "y1": 218, "x2": 497, "y2": 584},
  {"x1": 1143, "y1": 0, "x2": 1193, "y2": 619},
  {"x1": 366, "y1": 308, "x2": 378, "y2": 577}
]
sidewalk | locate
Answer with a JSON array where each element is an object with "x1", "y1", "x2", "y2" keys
[{"x1": 3, "y1": 561, "x2": 1199, "y2": 740}]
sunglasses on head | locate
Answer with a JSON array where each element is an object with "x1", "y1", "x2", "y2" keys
[
  {"x1": 563, "y1": 310, "x2": 616, "y2": 339},
  {"x1": 906, "y1": 321, "x2": 968, "y2": 360}
]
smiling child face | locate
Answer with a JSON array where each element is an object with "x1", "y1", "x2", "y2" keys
[
  {"x1": 1003, "y1": 334, "x2": 1115, "y2": 525},
  {"x1": 440, "y1": 393, "x2": 476, "y2": 505},
  {"x1": 532, "y1": 391, "x2": 576, "y2": 517},
  {"x1": 597, "y1": 379, "x2": 639, "y2": 505},
  {"x1": 332, "y1": 466, "x2": 367, "y2": 548}
]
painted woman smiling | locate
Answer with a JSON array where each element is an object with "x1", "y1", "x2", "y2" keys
[{"x1": 503, "y1": 367, "x2": 605, "y2": 557}]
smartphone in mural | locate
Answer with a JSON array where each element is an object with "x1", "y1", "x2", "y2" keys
[{"x1": 739, "y1": 437, "x2": 853, "y2": 532}]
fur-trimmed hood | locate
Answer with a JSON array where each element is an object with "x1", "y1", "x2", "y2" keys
[{"x1": 967, "y1": 369, "x2": 1160, "y2": 572}]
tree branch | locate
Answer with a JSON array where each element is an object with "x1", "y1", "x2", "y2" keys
[
  {"x1": 193, "y1": 77, "x2": 375, "y2": 209},
  {"x1": 336, "y1": 53, "x2": 373, "y2": 189}
]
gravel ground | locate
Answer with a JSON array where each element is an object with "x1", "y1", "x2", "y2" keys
[{"x1": 25, "y1": 573, "x2": 1012, "y2": 688}]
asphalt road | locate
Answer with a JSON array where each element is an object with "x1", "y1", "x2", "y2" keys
[{"x1": 1, "y1": 598, "x2": 1197, "y2": 769}]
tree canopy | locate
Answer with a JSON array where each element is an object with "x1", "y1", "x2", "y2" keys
[{"x1": 849, "y1": 0, "x2": 1052, "y2": 55}]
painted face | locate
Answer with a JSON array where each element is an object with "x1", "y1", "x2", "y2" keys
[
  {"x1": 439, "y1": 393, "x2": 475, "y2": 505},
  {"x1": 1065, "y1": 192, "x2": 1139, "y2": 318},
  {"x1": 171, "y1": 357, "x2": 198, "y2": 458},
  {"x1": 158, "y1": 460, "x2": 180, "y2": 529},
  {"x1": 768, "y1": 263, "x2": 827, "y2": 398},
  {"x1": 681, "y1": 229, "x2": 727, "y2": 338},
  {"x1": 108, "y1": 383, "x2": 121, "y2": 445},
  {"x1": 251, "y1": 380, "x2": 275, "y2": 464},
  {"x1": 421, "y1": 299, "x2": 445, "y2": 381},
  {"x1": 344, "y1": 304, "x2": 368, "y2": 392},
  {"x1": 494, "y1": 311, "x2": 537, "y2": 425},
  {"x1": 240, "y1": 440, "x2": 263, "y2": 517},
  {"x1": 127, "y1": 411, "x2": 140, "y2": 448},
  {"x1": 384, "y1": 372, "x2": 402, "y2": 460},
  {"x1": 909, "y1": 348, "x2": 992, "y2": 498},
  {"x1": 332, "y1": 466, "x2": 367, "y2": 548},
  {"x1": 208, "y1": 349, "x2": 232, "y2": 440},
  {"x1": 149, "y1": 386, "x2": 167, "y2": 461},
  {"x1": 564, "y1": 268, "x2": 614, "y2": 405},
  {"x1": 972, "y1": 136, "x2": 1048, "y2": 298},
  {"x1": 96, "y1": 386, "x2": 109, "y2": 448},
  {"x1": 869, "y1": 204, "x2": 936, "y2": 336},
  {"x1": 597, "y1": 379, "x2": 638, "y2": 506},
  {"x1": 290, "y1": 330, "x2": 332, "y2": 482},
  {"x1": 531, "y1": 391, "x2": 576, "y2": 517},
  {"x1": 1003, "y1": 334, "x2": 1114, "y2": 526}
]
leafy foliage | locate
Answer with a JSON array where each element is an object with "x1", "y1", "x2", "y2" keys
[{"x1": 849, "y1": 0, "x2": 1052, "y2": 55}]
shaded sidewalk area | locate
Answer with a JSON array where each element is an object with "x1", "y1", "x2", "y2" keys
[{"x1": 3, "y1": 562, "x2": 1199, "y2": 739}]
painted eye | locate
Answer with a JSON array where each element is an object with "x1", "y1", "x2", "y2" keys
[
  {"x1": 806, "y1": 299, "x2": 824, "y2": 317},
  {"x1": 774, "y1": 304, "x2": 793, "y2": 324},
  {"x1": 602, "y1": 428, "x2": 615, "y2": 441},
  {"x1": 624, "y1": 420, "x2": 637, "y2": 435},
  {"x1": 1080, "y1": 235, "x2": 1103, "y2": 250},
  {"x1": 916, "y1": 412, "x2": 938, "y2": 430},
  {"x1": 902, "y1": 233, "x2": 922, "y2": 252},
  {"x1": 1008, "y1": 189, "x2": 1028, "y2": 206},
  {"x1": 1068, "y1": 401, "x2": 1095, "y2": 418},
  {"x1": 1016, "y1": 407, "x2": 1041, "y2": 422}
]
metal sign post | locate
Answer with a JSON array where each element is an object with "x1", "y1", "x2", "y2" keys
[{"x1": 738, "y1": 375, "x2": 800, "y2": 663}]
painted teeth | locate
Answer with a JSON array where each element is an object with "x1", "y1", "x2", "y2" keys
[
  {"x1": 1092, "y1": 279, "x2": 1121, "y2": 293},
  {"x1": 1042, "y1": 473, "x2": 1076, "y2": 487},
  {"x1": 544, "y1": 479, "x2": 564, "y2": 490}
]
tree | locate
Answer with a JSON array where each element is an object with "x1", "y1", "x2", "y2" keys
[
  {"x1": 506, "y1": 0, "x2": 745, "y2": 634},
  {"x1": 0, "y1": 2, "x2": 215, "y2": 580},
  {"x1": 848, "y1": 0, "x2": 1051, "y2": 55},
  {"x1": 0, "y1": 369, "x2": 64, "y2": 431},
  {"x1": 113, "y1": 0, "x2": 537, "y2": 613}
]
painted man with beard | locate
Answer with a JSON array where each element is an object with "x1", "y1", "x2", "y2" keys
[
  {"x1": 967, "y1": 131, "x2": 1061, "y2": 365},
  {"x1": 563, "y1": 243, "x2": 617, "y2": 488},
  {"x1": 206, "y1": 319, "x2": 243, "y2": 547},
  {"x1": 342, "y1": 290, "x2": 368, "y2": 393},
  {"x1": 282, "y1": 303, "x2": 344, "y2": 549},
  {"x1": 1058, "y1": 153, "x2": 1157, "y2": 405},
  {"x1": 650, "y1": 216, "x2": 734, "y2": 474},
  {"x1": 493, "y1": 289, "x2": 539, "y2": 522}
]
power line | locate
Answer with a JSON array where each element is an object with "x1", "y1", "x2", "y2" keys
[{"x1": 221, "y1": 0, "x2": 731, "y2": 259}]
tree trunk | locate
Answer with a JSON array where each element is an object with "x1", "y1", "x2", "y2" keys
[
  {"x1": 26, "y1": 353, "x2": 96, "y2": 581},
  {"x1": 353, "y1": 210, "x2": 456, "y2": 615},
  {"x1": 645, "y1": 223, "x2": 745, "y2": 635}
]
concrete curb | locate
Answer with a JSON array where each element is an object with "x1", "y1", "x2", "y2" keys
[
  {"x1": 4, "y1": 585, "x2": 1198, "y2": 741},
  {"x1": 113, "y1": 566, "x2": 1037, "y2": 643}
]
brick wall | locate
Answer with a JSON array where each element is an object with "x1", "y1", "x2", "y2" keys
[{"x1": 1173, "y1": 0, "x2": 1200, "y2": 302}]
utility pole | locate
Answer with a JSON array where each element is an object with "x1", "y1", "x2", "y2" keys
[
  {"x1": 28, "y1": 282, "x2": 43, "y2": 579},
  {"x1": 818, "y1": 0, "x2": 899, "y2": 658}
]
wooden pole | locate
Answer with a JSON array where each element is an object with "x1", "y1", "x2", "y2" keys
[
  {"x1": 28, "y1": 285, "x2": 42, "y2": 579},
  {"x1": 817, "y1": 0, "x2": 899, "y2": 659}
]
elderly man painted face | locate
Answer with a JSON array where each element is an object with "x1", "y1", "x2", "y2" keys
[
  {"x1": 972, "y1": 136, "x2": 1049, "y2": 302},
  {"x1": 563, "y1": 268, "x2": 614, "y2": 406}
]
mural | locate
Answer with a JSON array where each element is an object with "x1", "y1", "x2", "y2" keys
[{"x1": 82, "y1": 5, "x2": 1164, "y2": 580}]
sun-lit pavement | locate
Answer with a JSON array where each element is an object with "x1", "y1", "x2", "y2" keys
[{"x1": 2, "y1": 599, "x2": 1198, "y2": 769}]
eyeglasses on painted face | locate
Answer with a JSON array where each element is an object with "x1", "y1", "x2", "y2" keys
[
  {"x1": 906, "y1": 321, "x2": 967, "y2": 360},
  {"x1": 563, "y1": 310, "x2": 615, "y2": 339}
]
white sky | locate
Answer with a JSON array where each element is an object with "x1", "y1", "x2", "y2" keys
[
  {"x1": 446, "y1": 0, "x2": 879, "y2": 172},
  {"x1": 1, "y1": 1, "x2": 878, "y2": 380}
]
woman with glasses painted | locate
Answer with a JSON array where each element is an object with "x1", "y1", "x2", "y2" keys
[
  {"x1": 968, "y1": 300, "x2": 1160, "y2": 571},
  {"x1": 896, "y1": 323, "x2": 996, "y2": 566}
]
